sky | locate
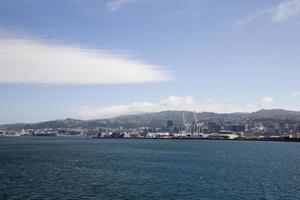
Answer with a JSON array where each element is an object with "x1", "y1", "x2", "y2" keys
[{"x1": 0, "y1": 0, "x2": 300, "y2": 124}]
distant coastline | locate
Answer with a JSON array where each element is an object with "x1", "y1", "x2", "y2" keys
[
  {"x1": 1, "y1": 109, "x2": 300, "y2": 141},
  {"x1": 2, "y1": 135, "x2": 300, "y2": 143}
]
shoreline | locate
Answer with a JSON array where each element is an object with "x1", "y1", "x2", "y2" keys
[
  {"x1": 92, "y1": 136, "x2": 300, "y2": 143},
  {"x1": 1, "y1": 135, "x2": 300, "y2": 143}
]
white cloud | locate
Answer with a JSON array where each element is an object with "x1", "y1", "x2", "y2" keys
[
  {"x1": 293, "y1": 92, "x2": 300, "y2": 96},
  {"x1": 0, "y1": 34, "x2": 171, "y2": 85},
  {"x1": 237, "y1": 0, "x2": 300, "y2": 26},
  {"x1": 271, "y1": 0, "x2": 300, "y2": 22},
  {"x1": 70, "y1": 96, "x2": 276, "y2": 119},
  {"x1": 253, "y1": 97, "x2": 274, "y2": 111},
  {"x1": 70, "y1": 96, "x2": 196, "y2": 119},
  {"x1": 107, "y1": 0, "x2": 138, "y2": 12}
]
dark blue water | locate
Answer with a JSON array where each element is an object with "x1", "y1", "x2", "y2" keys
[{"x1": 1, "y1": 137, "x2": 300, "y2": 200}]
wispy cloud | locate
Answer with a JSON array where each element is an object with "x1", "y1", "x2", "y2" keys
[
  {"x1": 70, "y1": 96, "x2": 276, "y2": 119},
  {"x1": 0, "y1": 33, "x2": 171, "y2": 85},
  {"x1": 237, "y1": 0, "x2": 300, "y2": 26},
  {"x1": 236, "y1": 10, "x2": 270, "y2": 26},
  {"x1": 272, "y1": 0, "x2": 300, "y2": 22},
  {"x1": 106, "y1": 1, "x2": 207, "y2": 18},
  {"x1": 293, "y1": 92, "x2": 300, "y2": 96},
  {"x1": 107, "y1": 0, "x2": 139, "y2": 12}
]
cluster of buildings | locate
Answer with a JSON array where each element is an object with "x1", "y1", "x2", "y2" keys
[
  {"x1": 96, "y1": 112, "x2": 300, "y2": 140},
  {"x1": 1, "y1": 113, "x2": 300, "y2": 141},
  {"x1": 0, "y1": 128, "x2": 87, "y2": 137},
  {"x1": 92, "y1": 115, "x2": 300, "y2": 140}
]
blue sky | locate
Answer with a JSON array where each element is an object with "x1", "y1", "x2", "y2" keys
[{"x1": 1, "y1": 0, "x2": 300, "y2": 124}]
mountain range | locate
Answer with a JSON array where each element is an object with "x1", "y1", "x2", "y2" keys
[{"x1": 1, "y1": 109, "x2": 300, "y2": 130}]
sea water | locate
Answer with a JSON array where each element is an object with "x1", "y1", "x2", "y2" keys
[{"x1": 1, "y1": 137, "x2": 300, "y2": 200}]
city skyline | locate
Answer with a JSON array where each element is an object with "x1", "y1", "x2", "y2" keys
[{"x1": 1, "y1": 0, "x2": 300, "y2": 124}]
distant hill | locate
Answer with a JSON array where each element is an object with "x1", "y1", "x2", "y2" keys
[
  {"x1": 251, "y1": 109, "x2": 300, "y2": 120},
  {"x1": 1, "y1": 109, "x2": 300, "y2": 130}
]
